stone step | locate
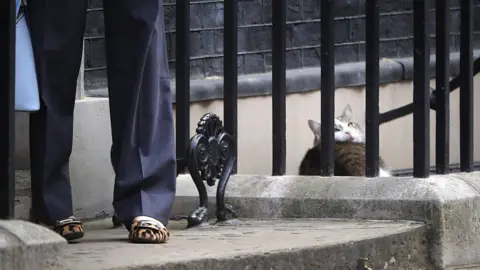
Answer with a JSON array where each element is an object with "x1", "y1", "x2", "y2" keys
[{"x1": 62, "y1": 218, "x2": 431, "y2": 270}]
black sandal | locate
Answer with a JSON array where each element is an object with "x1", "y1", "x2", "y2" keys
[
  {"x1": 128, "y1": 217, "x2": 169, "y2": 244},
  {"x1": 52, "y1": 216, "x2": 84, "y2": 241}
]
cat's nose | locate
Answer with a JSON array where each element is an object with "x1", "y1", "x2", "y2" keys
[{"x1": 344, "y1": 132, "x2": 354, "y2": 141}]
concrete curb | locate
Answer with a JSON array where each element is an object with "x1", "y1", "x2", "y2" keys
[
  {"x1": 0, "y1": 220, "x2": 67, "y2": 270},
  {"x1": 173, "y1": 172, "x2": 480, "y2": 269}
]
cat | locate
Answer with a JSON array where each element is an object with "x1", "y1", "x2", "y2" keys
[{"x1": 299, "y1": 104, "x2": 391, "y2": 177}]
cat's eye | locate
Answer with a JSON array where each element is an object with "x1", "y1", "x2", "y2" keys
[{"x1": 348, "y1": 122, "x2": 354, "y2": 127}]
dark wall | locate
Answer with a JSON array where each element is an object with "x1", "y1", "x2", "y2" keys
[{"x1": 83, "y1": 0, "x2": 480, "y2": 90}]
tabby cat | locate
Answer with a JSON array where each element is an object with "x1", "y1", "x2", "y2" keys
[{"x1": 299, "y1": 104, "x2": 391, "y2": 177}]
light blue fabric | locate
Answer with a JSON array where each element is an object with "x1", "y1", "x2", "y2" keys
[
  {"x1": 16, "y1": 0, "x2": 21, "y2": 15},
  {"x1": 15, "y1": 1, "x2": 40, "y2": 112}
]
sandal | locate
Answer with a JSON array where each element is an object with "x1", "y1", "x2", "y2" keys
[
  {"x1": 128, "y1": 216, "x2": 170, "y2": 244},
  {"x1": 51, "y1": 216, "x2": 84, "y2": 241}
]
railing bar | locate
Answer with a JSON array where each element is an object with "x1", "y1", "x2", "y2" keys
[
  {"x1": 223, "y1": 0, "x2": 238, "y2": 173},
  {"x1": 447, "y1": 58, "x2": 480, "y2": 93},
  {"x1": 320, "y1": 0, "x2": 335, "y2": 176},
  {"x1": 435, "y1": 0, "x2": 450, "y2": 174},
  {"x1": 175, "y1": 1, "x2": 191, "y2": 174},
  {"x1": 271, "y1": 0, "x2": 287, "y2": 176},
  {"x1": 0, "y1": 0, "x2": 16, "y2": 219},
  {"x1": 365, "y1": 0, "x2": 380, "y2": 177},
  {"x1": 381, "y1": 56, "x2": 479, "y2": 124},
  {"x1": 379, "y1": 103, "x2": 414, "y2": 124},
  {"x1": 412, "y1": 0, "x2": 430, "y2": 178},
  {"x1": 459, "y1": 0, "x2": 474, "y2": 172}
]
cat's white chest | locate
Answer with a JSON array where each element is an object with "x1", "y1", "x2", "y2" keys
[{"x1": 379, "y1": 168, "x2": 391, "y2": 177}]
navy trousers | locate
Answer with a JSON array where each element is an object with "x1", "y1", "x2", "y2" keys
[{"x1": 27, "y1": 0, "x2": 176, "y2": 227}]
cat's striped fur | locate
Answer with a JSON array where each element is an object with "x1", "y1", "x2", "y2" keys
[{"x1": 299, "y1": 142, "x2": 387, "y2": 176}]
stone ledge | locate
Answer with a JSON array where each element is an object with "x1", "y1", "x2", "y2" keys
[
  {"x1": 172, "y1": 172, "x2": 480, "y2": 269},
  {"x1": 86, "y1": 50, "x2": 480, "y2": 102},
  {"x1": 0, "y1": 220, "x2": 67, "y2": 270}
]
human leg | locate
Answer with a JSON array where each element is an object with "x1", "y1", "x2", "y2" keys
[
  {"x1": 103, "y1": 0, "x2": 176, "y2": 243},
  {"x1": 28, "y1": 0, "x2": 87, "y2": 240}
]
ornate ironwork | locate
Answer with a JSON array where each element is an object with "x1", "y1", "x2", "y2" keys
[
  {"x1": 356, "y1": 258, "x2": 372, "y2": 270},
  {"x1": 186, "y1": 113, "x2": 237, "y2": 228},
  {"x1": 112, "y1": 214, "x2": 122, "y2": 228},
  {"x1": 110, "y1": 113, "x2": 237, "y2": 228}
]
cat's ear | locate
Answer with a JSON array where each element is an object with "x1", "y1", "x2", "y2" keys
[
  {"x1": 342, "y1": 104, "x2": 353, "y2": 120},
  {"x1": 308, "y1": 119, "x2": 321, "y2": 136}
]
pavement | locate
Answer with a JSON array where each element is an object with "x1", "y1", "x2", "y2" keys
[{"x1": 62, "y1": 218, "x2": 431, "y2": 270}]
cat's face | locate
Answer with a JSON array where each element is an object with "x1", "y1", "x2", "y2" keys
[{"x1": 308, "y1": 104, "x2": 365, "y2": 146}]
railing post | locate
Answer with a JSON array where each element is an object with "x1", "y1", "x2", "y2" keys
[
  {"x1": 224, "y1": 0, "x2": 238, "y2": 174},
  {"x1": 460, "y1": 0, "x2": 473, "y2": 172},
  {"x1": 320, "y1": 0, "x2": 335, "y2": 176},
  {"x1": 272, "y1": 0, "x2": 287, "y2": 176},
  {"x1": 435, "y1": 0, "x2": 451, "y2": 174},
  {"x1": 175, "y1": 1, "x2": 191, "y2": 174},
  {"x1": 0, "y1": 0, "x2": 16, "y2": 219},
  {"x1": 365, "y1": 0, "x2": 380, "y2": 177},
  {"x1": 413, "y1": 0, "x2": 430, "y2": 178}
]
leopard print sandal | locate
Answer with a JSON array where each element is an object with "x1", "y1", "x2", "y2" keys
[
  {"x1": 52, "y1": 216, "x2": 84, "y2": 241},
  {"x1": 128, "y1": 216, "x2": 170, "y2": 244}
]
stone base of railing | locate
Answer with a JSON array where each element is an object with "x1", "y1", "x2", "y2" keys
[
  {"x1": 14, "y1": 170, "x2": 480, "y2": 269},
  {"x1": 171, "y1": 172, "x2": 480, "y2": 269}
]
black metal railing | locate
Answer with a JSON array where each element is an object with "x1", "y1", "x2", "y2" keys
[
  {"x1": 365, "y1": 0, "x2": 380, "y2": 177},
  {"x1": 412, "y1": 0, "x2": 431, "y2": 178},
  {"x1": 459, "y1": 0, "x2": 474, "y2": 172},
  {"x1": 0, "y1": 0, "x2": 16, "y2": 219},
  {"x1": 272, "y1": 0, "x2": 287, "y2": 176},
  {"x1": 319, "y1": 0, "x2": 336, "y2": 176},
  {"x1": 1, "y1": 0, "x2": 478, "y2": 223},
  {"x1": 435, "y1": 0, "x2": 451, "y2": 175},
  {"x1": 175, "y1": 0, "x2": 190, "y2": 175},
  {"x1": 178, "y1": 0, "x2": 476, "y2": 227},
  {"x1": 377, "y1": 0, "x2": 475, "y2": 177}
]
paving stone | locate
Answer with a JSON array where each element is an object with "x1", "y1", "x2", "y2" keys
[{"x1": 63, "y1": 218, "x2": 430, "y2": 270}]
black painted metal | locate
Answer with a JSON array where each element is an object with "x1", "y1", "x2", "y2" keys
[
  {"x1": 460, "y1": 0, "x2": 474, "y2": 172},
  {"x1": 365, "y1": 0, "x2": 380, "y2": 177},
  {"x1": 224, "y1": 0, "x2": 238, "y2": 174},
  {"x1": 379, "y1": 103, "x2": 414, "y2": 124},
  {"x1": 272, "y1": 0, "x2": 287, "y2": 176},
  {"x1": 412, "y1": 0, "x2": 430, "y2": 178},
  {"x1": 445, "y1": 58, "x2": 480, "y2": 96},
  {"x1": 320, "y1": 0, "x2": 335, "y2": 176},
  {"x1": 175, "y1": 0, "x2": 191, "y2": 174},
  {"x1": 0, "y1": 0, "x2": 16, "y2": 219},
  {"x1": 356, "y1": 258, "x2": 372, "y2": 270},
  {"x1": 380, "y1": 58, "x2": 480, "y2": 124},
  {"x1": 186, "y1": 113, "x2": 237, "y2": 227},
  {"x1": 435, "y1": 0, "x2": 451, "y2": 175}
]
